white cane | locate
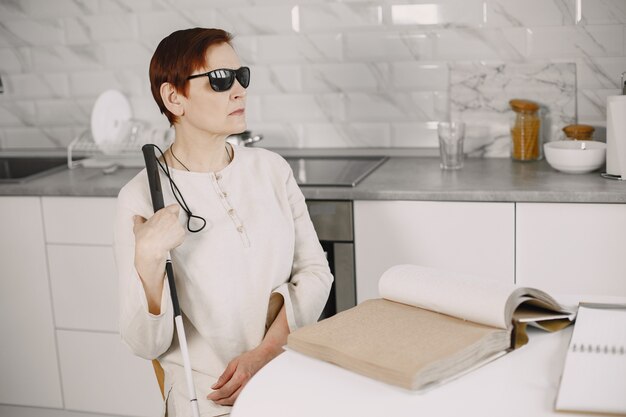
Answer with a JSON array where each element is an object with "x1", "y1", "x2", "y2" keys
[{"x1": 143, "y1": 145, "x2": 200, "y2": 417}]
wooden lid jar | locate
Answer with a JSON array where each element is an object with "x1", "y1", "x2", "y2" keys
[
  {"x1": 562, "y1": 124, "x2": 595, "y2": 141},
  {"x1": 509, "y1": 99, "x2": 542, "y2": 161}
]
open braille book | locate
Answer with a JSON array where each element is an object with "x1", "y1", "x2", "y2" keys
[{"x1": 287, "y1": 264, "x2": 576, "y2": 392}]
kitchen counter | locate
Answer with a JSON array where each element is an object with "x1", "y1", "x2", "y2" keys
[{"x1": 1, "y1": 155, "x2": 625, "y2": 203}]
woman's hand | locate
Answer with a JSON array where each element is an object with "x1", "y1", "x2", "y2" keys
[
  {"x1": 207, "y1": 344, "x2": 283, "y2": 406},
  {"x1": 134, "y1": 204, "x2": 185, "y2": 261},
  {"x1": 133, "y1": 204, "x2": 185, "y2": 314}
]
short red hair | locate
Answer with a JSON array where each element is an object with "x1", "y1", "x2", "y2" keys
[{"x1": 149, "y1": 28, "x2": 233, "y2": 125}]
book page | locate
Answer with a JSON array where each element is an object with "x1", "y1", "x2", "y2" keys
[
  {"x1": 378, "y1": 265, "x2": 517, "y2": 329},
  {"x1": 288, "y1": 299, "x2": 510, "y2": 390},
  {"x1": 513, "y1": 300, "x2": 575, "y2": 325},
  {"x1": 555, "y1": 304, "x2": 626, "y2": 414}
]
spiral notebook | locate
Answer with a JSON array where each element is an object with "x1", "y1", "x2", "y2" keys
[{"x1": 555, "y1": 303, "x2": 626, "y2": 415}]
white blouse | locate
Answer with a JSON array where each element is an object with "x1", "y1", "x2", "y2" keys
[{"x1": 114, "y1": 145, "x2": 333, "y2": 416}]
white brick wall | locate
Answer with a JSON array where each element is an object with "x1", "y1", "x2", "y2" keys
[
  {"x1": 528, "y1": 25, "x2": 624, "y2": 58},
  {"x1": 0, "y1": 0, "x2": 623, "y2": 149},
  {"x1": 5, "y1": 74, "x2": 69, "y2": 99}
]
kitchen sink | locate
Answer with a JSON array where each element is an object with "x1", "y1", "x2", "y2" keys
[
  {"x1": 284, "y1": 156, "x2": 388, "y2": 187},
  {"x1": 0, "y1": 156, "x2": 70, "y2": 183}
]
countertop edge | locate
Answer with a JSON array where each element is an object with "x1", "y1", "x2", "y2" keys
[{"x1": 2, "y1": 156, "x2": 626, "y2": 203}]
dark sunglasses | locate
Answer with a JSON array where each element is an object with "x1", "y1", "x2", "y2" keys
[{"x1": 187, "y1": 66, "x2": 250, "y2": 92}]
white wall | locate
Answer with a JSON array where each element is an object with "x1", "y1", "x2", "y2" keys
[{"x1": 0, "y1": 0, "x2": 623, "y2": 150}]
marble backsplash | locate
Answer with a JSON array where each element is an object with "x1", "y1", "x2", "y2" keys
[
  {"x1": 451, "y1": 62, "x2": 576, "y2": 157},
  {"x1": 0, "y1": 0, "x2": 624, "y2": 152}
]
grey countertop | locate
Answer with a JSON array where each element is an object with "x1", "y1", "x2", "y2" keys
[{"x1": 1, "y1": 154, "x2": 625, "y2": 202}]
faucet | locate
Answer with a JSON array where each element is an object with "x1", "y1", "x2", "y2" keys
[{"x1": 622, "y1": 71, "x2": 626, "y2": 95}]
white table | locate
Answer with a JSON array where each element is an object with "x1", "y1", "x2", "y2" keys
[
  {"x1": 233, "y1": 294, "x2": 626, "y2": 417},
  {"x1": 232, "y1": 327, "x2": 579, "y2": 417}
]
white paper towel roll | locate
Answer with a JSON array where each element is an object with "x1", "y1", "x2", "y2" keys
[{"x1": 606, "y1": 95, "x2": 626, "y2": 178}]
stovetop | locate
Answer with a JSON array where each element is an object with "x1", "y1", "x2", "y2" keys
[{"x1": 284, "y1": 156, "x2": 388, "y2": 187}]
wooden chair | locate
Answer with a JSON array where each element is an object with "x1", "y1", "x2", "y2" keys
[{"x1": 152, "y1": 359, "x2": 166, "y2": 400}]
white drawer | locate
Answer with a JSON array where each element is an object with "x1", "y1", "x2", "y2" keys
[
  {"x1": 57, "y1": 330, "x2": 162, "y2": 417},
  {"x1": 48, "y1": 244, "x2": 118, "y2": 332},
  {"x1": 42, "y1": 197, "x2": 117, "y2": 245}
]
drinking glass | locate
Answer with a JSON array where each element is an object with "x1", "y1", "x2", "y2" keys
[{"x1": 437, "y1": 121, "x2": 465, "y2": 170}]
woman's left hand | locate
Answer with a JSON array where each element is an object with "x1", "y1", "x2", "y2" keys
[{"x1": 207, "y1": 344, "x2": 283, "y2": 406}]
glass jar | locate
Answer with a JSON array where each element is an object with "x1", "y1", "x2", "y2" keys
[
  {"x1": 562, "y1": 124, "x2": 594, "y2": 141},
  {"x1": 509, "y1": 99, "x2": 541, "y2": 161}
]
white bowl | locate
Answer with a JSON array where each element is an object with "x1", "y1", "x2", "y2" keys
[{"x1": 544, "y1": 141, "x2": 606, "y2": 174}]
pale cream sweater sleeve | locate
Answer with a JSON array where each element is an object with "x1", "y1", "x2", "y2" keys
[
  {"x1": 114, "y1": 178, "x2": 175, "y2": 360},
  {"x1": 272, "y1": 162, "x2": 334, "y2": 331}
]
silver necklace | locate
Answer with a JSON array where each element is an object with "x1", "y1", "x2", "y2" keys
[{"x1": 169, "y1": 144, "x2": 232, "y2": 172}]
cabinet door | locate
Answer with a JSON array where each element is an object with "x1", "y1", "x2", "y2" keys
[
  {"x1": 57, "y1": 330, "x2": 162, "y2": 417},
  {"x1": 47, "y1": 245, "x2": 117, "y2": 332},
  {"x1": 516, "y1": 203, "x2": 626, "y2": 296},
  {"x1": 43, "y1": 196, "x2": 162, "y2": 416},
  {"x1": 0, "y1": 197, "x2": 63, "y2": 407},
  {"x1": 354, "y1": 201, "x2": 515, "y2": 303},
  {"x1": 42, "y1": 197, "x2": 117, "y2": 245}
]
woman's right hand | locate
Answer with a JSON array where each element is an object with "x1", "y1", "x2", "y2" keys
[
  {"x1": 132, "y1": 204, "x2": 185, "y2": 313},
  {"x1": 134, "y1": 204, "x2": 185, "y2": 260}
]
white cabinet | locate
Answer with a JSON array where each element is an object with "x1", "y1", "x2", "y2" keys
[
  {"x1": 44, "y1": 197, "x2": 118, "y2": 334},
  {"x1": 354, "y1": 201, "x2": 515, "y2": 303},
  {"x1": 0, "y1": 197, "x2": 63, "y2": 407},
  {"x1": 355, "y1": 201, "x2": 626, "y2": 302},
  {"x1": 41, "y1": 197, "x2": 162, "y2": 417},
  {"x1": 42, "y1": 197, "x2": 117, "y2": 245},
  {"x1": 516, "y1": 203, "x2": 626, "y2": 296},
  {"x1": 48, "y1": 245, "x2": 117, "y2": 332},
  {"x1": 57, "y1": 330, "x2": 162, "y2": 417}
]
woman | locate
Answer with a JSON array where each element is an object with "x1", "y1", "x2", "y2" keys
[{"x1": 114, "y1": 28, "x2": 333, "y2": 416}]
